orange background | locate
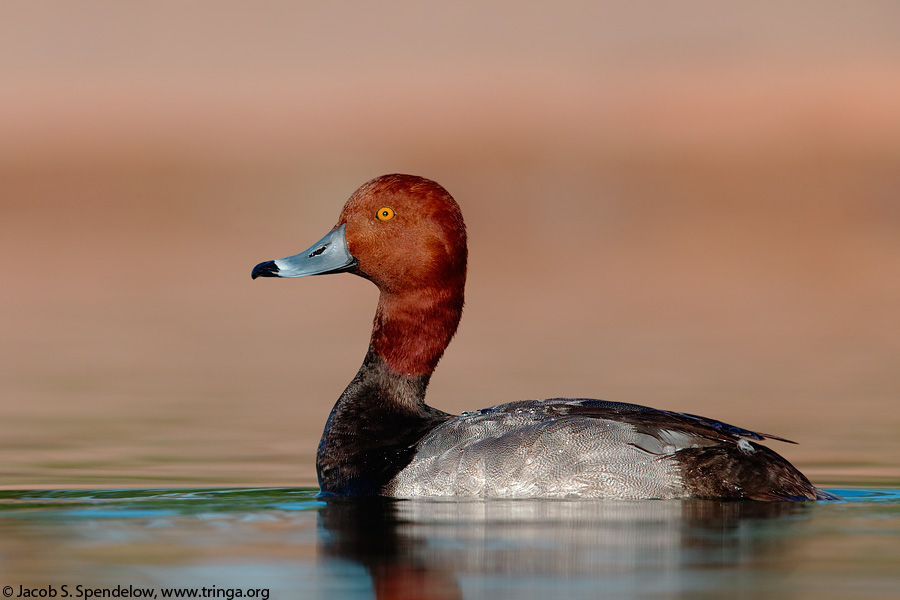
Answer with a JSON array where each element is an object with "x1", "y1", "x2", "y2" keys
[{"x1": 2, "y1": 1, "x2": 899, "y2": 487}]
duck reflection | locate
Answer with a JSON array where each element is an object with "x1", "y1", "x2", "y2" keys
[{"x1": 317, "y1": 497, "x2": 805, "y2": 599}]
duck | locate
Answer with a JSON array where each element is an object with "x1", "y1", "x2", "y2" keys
[{"x1": 252, "y1": 174, "x2": 835, "y2": 501}]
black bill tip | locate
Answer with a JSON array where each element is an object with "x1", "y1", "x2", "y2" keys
[{"x1": 251, "y1": 260, "x2": 280, "y2": 279}]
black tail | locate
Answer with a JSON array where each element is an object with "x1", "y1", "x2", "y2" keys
[{"x1": 677, "y1": 442, "x2": 838, "y2": 501}]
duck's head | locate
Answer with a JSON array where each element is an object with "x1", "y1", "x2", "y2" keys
[{"x1": 252, "y1": 174, "x2": 467, "y2": 376}]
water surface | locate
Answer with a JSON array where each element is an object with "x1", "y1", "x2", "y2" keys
[{"x1": 2, "y1": 487, "x2": 898, "y2": 599}]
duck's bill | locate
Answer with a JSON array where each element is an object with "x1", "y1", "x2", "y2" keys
[{"x1": 251, "y1": 224, "x2": 357, "y2": 279}]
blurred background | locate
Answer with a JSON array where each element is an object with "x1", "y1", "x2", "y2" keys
[{"x1": 2, "y1": 1, "x2": 898, "y2": 488}]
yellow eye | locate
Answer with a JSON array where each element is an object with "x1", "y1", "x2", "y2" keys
[{"x1": 376, "y1": 207, "x2": 394, "y2": 221}]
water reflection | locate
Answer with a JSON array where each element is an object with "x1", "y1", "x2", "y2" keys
[
  {"x1": 318, "y1": 497, "x2": 806, "y2": 599},
  {"x1": 2, "y1": 488, "x2": 899, "y2": 599}
]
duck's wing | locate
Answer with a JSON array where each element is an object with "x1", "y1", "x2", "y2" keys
[
  {"x1": 510, "y1": 398, "x2": 796, "y2": 446},
  {"x1": 504, "y1": 399, "x2": 832, "y2": 501}
]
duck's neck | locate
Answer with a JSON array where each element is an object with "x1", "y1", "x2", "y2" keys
[
  {"x1": 316, "y1": 287, "x2": 462, "y2": 495},
  {"x1": 370, "y1": 286, "x2": 463, "y2": 377}
]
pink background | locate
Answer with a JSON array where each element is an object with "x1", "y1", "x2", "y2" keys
[{"x1": 3, "y1": 1, "x2": 899, "y2": 487}]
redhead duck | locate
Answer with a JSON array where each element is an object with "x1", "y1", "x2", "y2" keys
[{"x1": 252, "y1": 174, "x2": 834, "y2": 501}]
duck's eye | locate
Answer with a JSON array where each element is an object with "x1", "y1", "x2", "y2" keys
[{"x1": 376, "y1": 207, "x2": 395, "y2": 221}]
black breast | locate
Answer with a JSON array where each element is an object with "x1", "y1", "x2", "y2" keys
[{"x1": 316, "y1": 349, "x2": 452, "y2": 496}]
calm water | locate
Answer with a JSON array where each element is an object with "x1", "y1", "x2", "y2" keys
[{"x1": 1, "y1": 487, "x2": 898, "y2": 600}]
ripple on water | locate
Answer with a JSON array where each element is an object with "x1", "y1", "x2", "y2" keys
[
  {"x1": 0, "y1": 486, "x2": 897, "y2": 599},
  {"x1": 830, "y1": 487, "x2": 900, "y2": 503}
]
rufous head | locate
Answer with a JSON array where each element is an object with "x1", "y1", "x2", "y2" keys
[
  {"x1": 252, "y1": 174, "x2": 467, "y2": 376},
  {"x1": 337, "y1": 174, "x2": 467, "y2": 294}
]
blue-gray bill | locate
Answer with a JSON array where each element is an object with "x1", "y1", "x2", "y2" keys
[{"x1": 252, "y1": 224, "x2": 357, "y2": 279}]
